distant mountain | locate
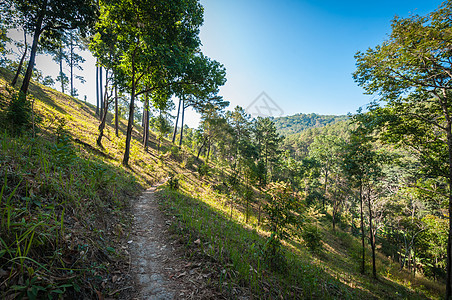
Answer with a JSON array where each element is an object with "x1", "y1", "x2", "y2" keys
[{"x1": 272, "y1": 113, "x2": 349, "y2": 135}]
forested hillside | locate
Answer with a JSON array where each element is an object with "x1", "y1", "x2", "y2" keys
[
  {"x1": 1, "y1": 0, "x2": 451, "y2": 299},
  {"x1": 273, "y1": 113, "x2": 348, "y2": 135}
]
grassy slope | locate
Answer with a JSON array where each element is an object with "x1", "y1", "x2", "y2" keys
[{"x1": 0, "y1": 68, "x2": 445, "y2": 299}]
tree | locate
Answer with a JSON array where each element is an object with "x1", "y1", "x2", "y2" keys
[
  {"x1": 254, "y1": 117, "x2": 283, "y2": 184},
  {"x1": 91, "y1": 0, "x2": 209, "y2": 166},
  {"x1": 309, "y1": 134, "x2": 342, "y2": 208},
  {"x1": 151, "y1": 110, "x2": 172, "y2": 153},
  {"x1": 342, "y1": 115, "x2": 382, "y2": 278},
  {"x1": 11, "y1": 0, "x2": 97, "y2": 98},
  {"x1": 172, "y1": 53, "x2": 227, "y2": 148},
  {"x1": 0, "y1": 2, "x2": 12, "y2": 67},
  {"x1": 353, "y1": 2, "x2": 452, "y2": 295},
  {"x1": 263, "y1": 181, "x2": 300, "y2": 270}
]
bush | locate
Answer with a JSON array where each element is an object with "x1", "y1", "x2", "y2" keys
[
  {"x1": 263, "y1": 234, "x2": 287, "y2": 272},
  {"x1": 301, "y1": 224, "x2": 323, "y2": 252},
  {"x1": 168, "y1": 173, "x2": 179, "y2": 190},
  {"x1": 197, "y1": 163, "x2": 210, "y2": 178},
  {"x1": 170, "y1": 146, "x2": 180, "y2": 160},
  {"x1": 7, "y1": 92, "x2": 32, "y2": 134}
]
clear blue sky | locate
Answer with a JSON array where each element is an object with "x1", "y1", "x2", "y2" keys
[
  {"x1": 198, "y1": 0, "x2": 444, "y2": 121},
  {"x1": 28, "y1": 0, "x2": 445, "y2": 127}
]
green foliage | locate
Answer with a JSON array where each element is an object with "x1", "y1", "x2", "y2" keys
[
  {"x1": 7, "y1": 92, "x2": 32, "y2": 134},
  {"x1": 273, "y1": 113, "x2": 348, "y2": 135},
  {"x1": 168, "y1": 173, "x2": 180, "y2": 190},
  {"x1": 197, "y1": 163, "x2": 210, "y2": 178},
  {"x1": 263, "y1": 182, "x2": 300, "y2": 270},
  {"x1": 301, "y1": 224, "x2": 323, "y2": 252}
]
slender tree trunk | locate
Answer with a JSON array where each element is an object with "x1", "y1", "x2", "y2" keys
[
  {"x1": 12, "y1": 32, "x2": 28, "y2": 87},
  {"x1": 360, "y1": 183, "x2": 365, "y2": 275},
  {"x1": 122, "y1": 54, "x2": 136, "y2": 167},
  {"x1": 197, "y1": 138, "x2": 206, "y2": 159},
  {"x1": 367, "y1": 187, "x2": 377, "y2": 279},
  {"x1": 207, "y1": 140, "x2": 211, "y2": 161},
  {"x1": 100, "y1": 67, "x2": 104, "y2": 118},
  {"x1": 179, "y1": 98, "x2": 185, "y2": 148},
  {"x1": 446, "y1": 127, "x2": 452, "y2": 300},
  {"x1": 115, "y1": 84, "x2": 118, "y2": 137},
  {"x1": 144, "y1": 93, "x2": 150, "y2": 149},
  {"x1": 323, "y1": 169, "x2": 328, "y2": 209},
  {"x1": 142, "y1": 104, "x2": 146, "y2": 143},
  {"x1": 172, "y1": 97, "x2": 182, "y2": 143},
  {"x1": 59, "y1": 46, "x2": 64, "y2": 93},
  {"x1": 97, "y1": 70, "x2": 109, "y2": 147},
  {"x1": 20, "y1": 0, "x2": 47, "y2": 97},
  {"x1": 332, "y1": 199, "x2": 336, "y2": 232},
  {"x1": 96, "y1": 65, "x2": 99, "y2": 116},
  {"x1": 70, "y1": 32, "x2": 74, "y2": 96}
]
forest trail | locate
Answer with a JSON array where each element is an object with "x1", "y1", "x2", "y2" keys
[{"x1": 128, "y1": 185, "x2": 213, "y2": 300}]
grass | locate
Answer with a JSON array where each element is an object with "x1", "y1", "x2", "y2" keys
[
  {"x1": 156, "y1": 170, "x2": 444, "y2": 299},
  {"x1": 0, "y1": 67, "x2": 445, "y2": 299}
]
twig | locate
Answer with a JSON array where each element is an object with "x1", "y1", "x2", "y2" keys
[{"x1": 108, "y1": 286, "x2": 133, "y2": 296}]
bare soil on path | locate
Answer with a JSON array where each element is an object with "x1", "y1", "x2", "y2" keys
[{"x1": 126, "y1": 185, "x2": 217, "y2": 300}]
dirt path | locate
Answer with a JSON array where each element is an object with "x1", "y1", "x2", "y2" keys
[{"x1": 127, "y1": 185, "x2": 214, "y2": 300}]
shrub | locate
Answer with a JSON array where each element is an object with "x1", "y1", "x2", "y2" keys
[
  {"x1": 263, "y1": 182, "x2": 300, "y2": 270},
  {"x1": 197, "y1": 163, "x2": 210, "y2": 178},
  {"x1": 168, "y1": 173, "x2": 179, "y2": 190},
  {"x1": 301, "y1": 224, "x2": 323, "y2": 252},
  {"x1": 7, "y1": 92, "x2": 32, "y2": 134}
]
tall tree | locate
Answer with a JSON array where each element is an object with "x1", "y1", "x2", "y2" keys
[
  {"x1": 254, "y1": 117, "x2": 283, "y2": 184},
  {"x1": 11, "y1": 0, "x2": 97, "y2": 98},
  {"x1": 172, "y1": 53, "x2": 228, "y2": 147},
  {"x1": 309, "y1": 134, "x2": 342, "y2": 208},
  {"x1": 353, "y1": 2, "x2": 452, "y2": 295},
  {"x1": 342, "y1": 116, "x2": 381, "y2": 278},
  {"x1": 91, "y1": 0, "x2": 207, "y2": 166}
]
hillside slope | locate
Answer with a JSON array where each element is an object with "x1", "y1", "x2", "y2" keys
[
  {"x1": 273, "y1": 113, "x2": 349, "y2": 135},
  {"x1": 0, "y1": 68, "x2": 444, "y2": 299}
]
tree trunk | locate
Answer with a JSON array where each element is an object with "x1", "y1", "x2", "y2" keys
[
  {"x1": 20, "y1": 0, "x2": 47, "y2": 97},
  {"x1": 59, "y1": 46, "x2": 64, "y2": 93},
  {"x1": 96, "y1": 65, "x2": 99, "y2": 116},
  {"x1": 144, "y1": 94, "x2": 150, "y2": 149},
  {"x1": 207, "y1": 140, "x2": 211, "y2": 161},
  {"x1": 360, "y1": 183, "x2": 365, "y2": 275},
  {"x1": 197, "y1": 138, "x2": 206, "y2": 159},
  {"x1": 122, "y1": 55, "x2": 136, "y2": 167},
  {"x1": 446, "y1": 127, "x2": 452, "y2": 300},
  {"x1": 100, "y1": 67, "x2": 103, "y2": 119},
  {"x1": 323, "y1": 169, "x2": 328, "y2": 209},
  {"x1": 11, "y1": 32, "x2": 28, "y2": 87},
  {"x1": 367, "y1": 186, "x2": 377, "y2": 279},
  {"x1": 70, "y1": 32, "x2": 74, "y2": 96},
  {"x1": 172, "y1": 97, "x2": 182, "y2": 143},
  {"x1": 332, "y1": 200, "x2": 336, "y2": 232},
  {"x1": 97, "y1": 70, "x2": 109, "y2": 147},
  {"x1": 179, "y1": 98, "x2": 185, "y2": 148},
  {"x1": 115, "y1": 84, "x2": 118, "y2": 137}
]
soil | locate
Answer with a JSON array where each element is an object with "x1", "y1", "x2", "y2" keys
[{"x1": 124, "y1": 185, "x2": 218, "y2": 300}]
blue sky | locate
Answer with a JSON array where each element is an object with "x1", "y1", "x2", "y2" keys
[
  {"x1": 198, "y1": 0, "x2": 444, "y2": 121},
  {"x1": 27, "y1": 0, "x2": 445, "y2": 127}
]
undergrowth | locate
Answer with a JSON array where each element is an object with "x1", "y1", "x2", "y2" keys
[
  {"x1": 157, "y1": 182, "x2": 354, "y2": 299},
  {"x1": 0, "y1": 130, "x2": 140, "y2": 299}
]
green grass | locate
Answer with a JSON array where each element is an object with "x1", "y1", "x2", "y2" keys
[{"x1": 0, "y1": 130, "x2": 141, "y2": 298}]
